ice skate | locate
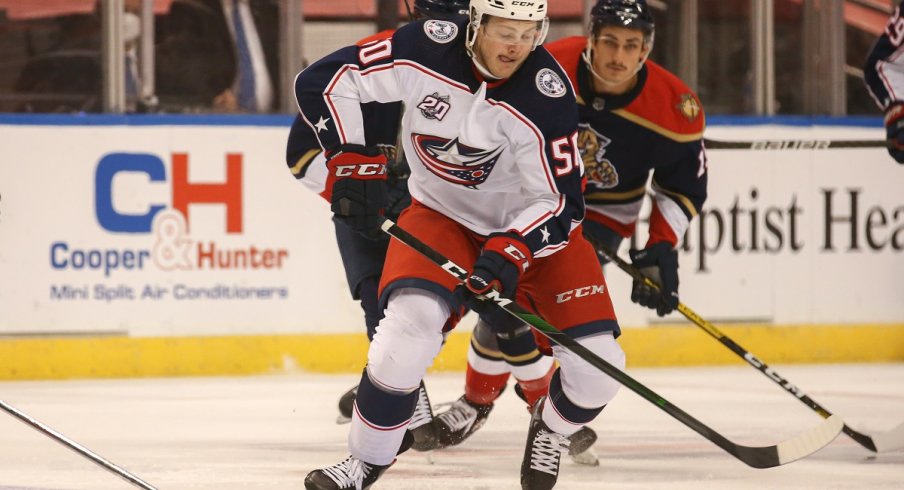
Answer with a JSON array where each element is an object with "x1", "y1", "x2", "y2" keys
[
  {"x1": 514, "y1": 383, "x2": 599, "y2": 466},
  {"x1": 409, "y1": 381, "x2": 439, "y2": 451},
  {"x1": 566, "y1": 426, "x2": 599, "y2": 466},
  {"x1": 335, "y1": 385, "x2": 357, "y2": 424},
  {"x1": 304, "y1": 456, "x2": 391, "y2": 490},
  {"x1": 305, "y1": 428, "x2": 413, "y2": 489},
  {"x1": 433, "y1": 395, "x2": 493, "y2": 449},
  {"x1": 520, "y1": 398, "x2": 570, "y2": 490}
]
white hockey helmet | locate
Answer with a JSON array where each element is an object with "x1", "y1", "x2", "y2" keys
[{"x1": 466, "y1": 0, "x2": 550, "y2": 54}]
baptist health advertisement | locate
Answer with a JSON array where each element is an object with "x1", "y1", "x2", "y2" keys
[{"x1": 0, "y1": 117, "x2": 902, "y2": 339}]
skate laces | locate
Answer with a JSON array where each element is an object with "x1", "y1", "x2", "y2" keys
[
  {"x1": 409, "y1": 384, "x2": 433, "y2": 430},
  {"x1": 529, "y1": 428, "x2": 570, "y2": 476},
  {"x1": 322, "y1": 456, "x2": 370, "y2": 490},
  {"x1": 436, "y1": 397, "x2": 478, "y2": 432}
]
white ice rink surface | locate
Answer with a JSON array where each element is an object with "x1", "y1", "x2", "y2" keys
[{"x1": 1, "y1": 364, "x2": 902, "y2": 490}]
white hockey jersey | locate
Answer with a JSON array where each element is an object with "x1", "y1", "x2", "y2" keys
[
  {"x1": 865, "y1": 1, "x2": 904, "y2": 110},
  {"x1": 294, "y1": 18, "x2": 586, "y2": 257}
]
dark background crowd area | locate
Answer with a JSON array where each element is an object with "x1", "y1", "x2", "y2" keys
[{"x1": 0, "y1": 0, "x2": 891, "y2": 116}]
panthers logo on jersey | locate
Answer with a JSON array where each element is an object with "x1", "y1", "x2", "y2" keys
[
  {"x1": 577, "y1": 124, "x2": 618, "y2": 188},
  {"x1": 677, "y1": 93, "x2": 701, "y2": 122},
  {"x1": 411, "y1": 133, "x2": 503, "y2": 188}
]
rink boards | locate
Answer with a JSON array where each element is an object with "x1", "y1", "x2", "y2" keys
[{"x1": 0, "y1": 114, "x2": 901, "y2": 379}]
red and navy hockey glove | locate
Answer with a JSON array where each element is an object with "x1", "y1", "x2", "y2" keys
[
  {"x1": 628, "y1": 241, "x2": 679, "y2": 317},
  {"x1": 323, "y1": 144, "x2": 388, "y2": 239},
  {"x1": 458, "y1": 232, "x2": 532, "y2": 314},
  {"x1": 885, "y1": 104, "x2": 904, "y2": 164}
]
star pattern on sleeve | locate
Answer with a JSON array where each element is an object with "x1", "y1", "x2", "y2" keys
[{"x1": 314, "y1": 116, "x2": 331, "y2": 133}]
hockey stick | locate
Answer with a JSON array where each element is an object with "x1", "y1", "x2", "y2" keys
[
  {"x1": 380, "y1": 218, "x2": 843, "y2": 468},
  {"x1": 703, "y1": 137, "x2": 885, "y2": 150},
  {"x1": 591, "y1": 240, "x2": 904, "y2": 453},
  {"x1": 0, "y1": 399, "x2": 158, "y2": 489}
]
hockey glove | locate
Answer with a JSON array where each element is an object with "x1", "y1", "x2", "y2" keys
[
  {"x1": 628, "y1": 242, "x2": 679, "y2": 317},
  {"x1": 457, "y1": 232, "x2": 532, "y2": 315},
  {"x1": 385, "y1": 158, "x2": 412, "y2": 219},
  {"x1": 885, "y1": 104, "x2": 904, "y2": 164},
  {"x1": 324, "y1": 144, "x2": 388, "y2": 238}
]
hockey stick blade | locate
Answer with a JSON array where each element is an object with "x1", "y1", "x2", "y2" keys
[
  {"x1": 703, "y1": 137, "x2": 885, "y2": 150},
  {"x1": 380, "y1": 218, "x2": 843, "y2": 468},
  {"x1": 869, "y1": 421, "x2": 904, "y2": 453},
  {"x1": 0, "y1": 399, "x2": 158, "y2": 489},
  {"x1": 592, "y1": 239, "x2": 904, "y2": 453}
]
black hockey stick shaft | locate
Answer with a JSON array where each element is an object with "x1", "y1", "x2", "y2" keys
[
  {"x1": 591, "y1": 240, "x2": 891, "y2": 452},
  {"x1": 703, "y1": 137, "x2": 885, "y2": 150},
  {"x1": 0, "y1": 399, "x2": 158, "y2": 489},
  {"x1": 381, "y1": 218, "x2": 842, "y2": 468}
]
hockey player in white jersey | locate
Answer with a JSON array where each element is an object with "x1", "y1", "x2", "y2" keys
[
  {"x1": 864, "y1": 0, "x2": 904, "y2": 164},
  {"x1": 296, "y1": 1, "x2": 626, "y2": 488}
]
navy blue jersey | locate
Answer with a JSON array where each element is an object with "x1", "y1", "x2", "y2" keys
[
  {"x1": 285, "y1": 30, "x2": 408, "y2": 308},
  {"x1": 286, "y1": 30, "x2": 404, "y2": 202},
  {"x1": 864, "y1": 1, "x2": 904, "y2": 111},
  {"x1": 547, "y1": 36, "x2": 707, "y2": 248},
  {"x1": 293, "y1": 18, "x2": 585, "y2": 258}
]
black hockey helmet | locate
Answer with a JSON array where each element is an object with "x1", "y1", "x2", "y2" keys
[
  {"x1": 582, "y1": 0, "x2": 654, "y2": 84},
  {"x1": 413, "y1": 0, "x2": 469, "y2": 20},
  {"x1": 589, "y1": 0, "x2": 654, "y2": 41}
]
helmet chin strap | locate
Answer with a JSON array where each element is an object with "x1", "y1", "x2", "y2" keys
[
  {"x1": 465, "y1": 21, "x2": 504, "y2": 81},
  {"x1": 472, "y1": 56, "x2": 502, "y2": 80},
  {"x1": 469, "y1": 40, "x2": 540, "y2": 81}
]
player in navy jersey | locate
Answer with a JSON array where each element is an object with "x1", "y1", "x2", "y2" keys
[
  {"x1": 864, "y1": 0, "x2": 904, "y2": 164},
  {"x1": 295, "y1": 0, "x2": 626, "y2": 488},
  {"x1": 445, "y1": 0, "x2": 708, "y2": 461},
  {"x1": 286, "y1": 0, "x2": 470, "y2": 453},
  {"x1": 287, "y1": 0, "x2": 599, "y2": 466}
]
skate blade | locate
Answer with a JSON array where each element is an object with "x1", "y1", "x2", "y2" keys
[{"x1": 570, "y1": 448, "x2": 599, "y2": 466}]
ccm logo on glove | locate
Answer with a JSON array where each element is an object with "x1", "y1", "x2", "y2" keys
[
  {"x1": 502, "y1": 243, "x2": 529, "y2": 269},
  {"x1": 331, "y1": 163, "x2": 387, "y2": 178},
  {"x1": 321, "y1": 144, "x2": 389, "y2": 239}
]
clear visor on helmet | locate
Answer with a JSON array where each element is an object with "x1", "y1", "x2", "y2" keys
[{"x1": 480, "y1": 19, "x2": 547, "y2": 46}]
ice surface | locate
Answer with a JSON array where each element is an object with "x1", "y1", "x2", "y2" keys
[{"x1": 1, "y1": 364, "x2": 902, "y2": 489}]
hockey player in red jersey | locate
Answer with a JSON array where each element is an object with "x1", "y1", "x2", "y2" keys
[
  {"x1": 548, "y1": 0, "x2": 707, "y2": 311},
  {"x1": 441, "y1": 0, "x2": 708, "y2": 464},
  {"x1": 296, "y1": 0, "x2": 625, "y2": 488}
]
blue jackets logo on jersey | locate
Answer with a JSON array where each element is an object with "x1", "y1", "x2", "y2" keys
[
  {"x1": 411, "y1": 134, "x2": 503, "y2": 187},
  {"x1": 535, "y1": 68, "x2": 567, "y2": 98},
  {"x1": 423, "y1": 20, "x2": 458, "y2": 44}
]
